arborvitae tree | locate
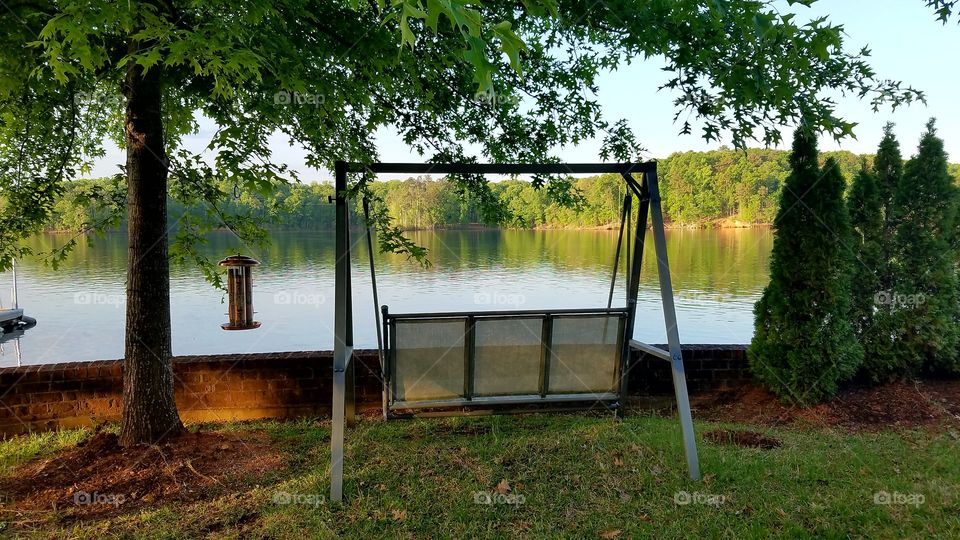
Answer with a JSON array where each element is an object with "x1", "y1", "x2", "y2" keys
[
  {"x1": 890, "y1": 120, "x2": 960, "y2": 375},
  {"x1": 858, "y1": 125, "x2": 905, "y2": 382},
  {"x1": 848, "y1": 165, "x2": 884, "y2": 340},
  {"x1": 875, "y1": 123, "x2": 905, "y2": 300},
  {"x1": 749, "y1": 129, "x2": 863, "y2": 403},
  {"x1": 875, "y1": 123, "x2": 905, "y2": 238}
]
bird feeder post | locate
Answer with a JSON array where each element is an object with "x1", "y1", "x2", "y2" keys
[
  {"x1": 218, "y1": 255, "x2": 261, "y2": 330},
  {"x1": 11, "y1": 258, "x2": 18, "y2": 310}
]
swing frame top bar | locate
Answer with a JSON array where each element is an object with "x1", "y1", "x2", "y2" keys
[{"x1": 343, "y1": 162, "x2": 656, "y2": 175}]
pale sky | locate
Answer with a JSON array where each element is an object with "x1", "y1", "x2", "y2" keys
[{"x1": 89, "y1": 0, "x2": 960, "y2": 180}]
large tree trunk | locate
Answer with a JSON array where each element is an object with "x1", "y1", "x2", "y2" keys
[{"x1": 119, "y1": 51, "x2": 184, "y2": 446}]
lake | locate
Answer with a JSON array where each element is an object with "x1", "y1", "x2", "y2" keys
[{"x1": 0, "y1": 228, "x2": 773, "y2": 366}]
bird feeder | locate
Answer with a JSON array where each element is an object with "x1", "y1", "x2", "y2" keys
[{"x1": 218, "y1": 255, "x2": 261, "y2": 330}]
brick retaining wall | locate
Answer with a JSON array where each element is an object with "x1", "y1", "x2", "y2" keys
[
  {"x1": 628, "y1": 344, "x2": 751, "y2": 395},
  {"x1": 0, "y1": 346, "x2": 749, "y2": 436}
]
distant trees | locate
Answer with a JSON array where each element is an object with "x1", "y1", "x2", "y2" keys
[
  {"x1": 748, "y1": 129, "x2": 862, "y2": 404},
  {"x1": 497, "y1": 180, "x2": 547, "y2": 226},
  {"x1": 47, "y1": 147, "x2": 928, "y2": 233},
  {"x1": 659, "y1": 148, "x2": 788, "y2": 224},
  {"x1": 658, "y1": 148, "x2": 867, "y2": 226},
  {"x1": 950, "y1": 163, "x2": 960, "y2": 180}
]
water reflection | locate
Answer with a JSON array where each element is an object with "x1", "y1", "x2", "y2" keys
[
  {"x1": 0, "y1": 337, "x2": 23, "y2": 366},
  {"x1": 0, "y1": 228, "x2": 772, "y2": 366}
]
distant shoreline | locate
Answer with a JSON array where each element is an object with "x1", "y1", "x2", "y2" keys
[
  {"x1": 40, "y1": 220, "x2": 772, "y2": 235},
  {"x1": 40, "y1": 221, "x2": 772, "y2": 235}
]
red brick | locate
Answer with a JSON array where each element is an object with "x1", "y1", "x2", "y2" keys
[{"x1": 14, "y1": 382, "x2": 51, "y2": 394}]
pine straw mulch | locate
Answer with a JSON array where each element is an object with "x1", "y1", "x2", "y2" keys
[
  {"x1": 0, "y1": 429, "x2": 285, "y2": 523},
  {"x1": 691, "y1": 378, "x2": 960, "y2": 430}
]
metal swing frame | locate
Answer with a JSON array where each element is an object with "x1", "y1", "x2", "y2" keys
[{"x1": 330, "y1": 161, "x2": 700, "y2": 503}]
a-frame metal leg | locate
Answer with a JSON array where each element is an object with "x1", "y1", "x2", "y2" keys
[
  {"x1": 646, "y1": 169, "x2": 701, "y2": 481},
  {"x1": 607, "y1": 194, "x2": 631, "y2": 310},
  {"x1": 345, "y1": 242, "x2": 356, "y2": 429},
  {"x1": 331, "y1": 160, "x2": 355, "y2": 503},
  {"x1": 617, "y1": 175, "x2": 648, "y2": 415}
]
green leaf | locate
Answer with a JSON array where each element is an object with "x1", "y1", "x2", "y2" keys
[
  {"x1": 399, "y1": 2, "x2": 427, "y2": 47},
  {"x1": 492, "y1": 22, "x2": 527, "y2": 73},
  {"x1": 135, "y1": 48, "x2": 163, "y2": 71},
  {"x1": 463, "y1": 35, "x2": 494, "y2": 91},
  {"x1": 753, "y1": 13, "x2": 775, "y2": 39},
  {"x1": 425, "y1": 0, "x2": 450, "y2": 32}
]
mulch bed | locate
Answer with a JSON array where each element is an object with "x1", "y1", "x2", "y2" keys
[
  {"x1": 0, "y1": 429, "x2": 285, "y2": 521},
  {"x1": 692, "y1": 379, "x2": 960, "y2": 430}
]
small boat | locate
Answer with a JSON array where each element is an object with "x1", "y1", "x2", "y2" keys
[
  {"x1": 0, "y1": 310, "x2": 36, "y2": 332},
  {"x1": 0, "y1": 324, "x2": 28, "y2": 344},
  {"x1": 0, "y1": 258, "x2": 35, "y2": 333},
  {"x1": 0, "y1": 307, "x2": 25, "y2": 328}
]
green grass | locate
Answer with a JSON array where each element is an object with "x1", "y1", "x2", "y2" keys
[
  {"x1": 0, "y1": 428, "x2": 89, "y2": 476},
  {"x1": 2, "y1": 414, "x2": 959, "y2": 539}
]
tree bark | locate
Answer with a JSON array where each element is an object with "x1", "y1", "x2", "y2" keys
[{"x1": 119, "y1": 48, "x2": 184, "y2": 445}]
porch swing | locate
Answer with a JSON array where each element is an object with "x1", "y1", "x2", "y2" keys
[{"x1": 329, "y1": 161, "x2": 701, "y2": 503}]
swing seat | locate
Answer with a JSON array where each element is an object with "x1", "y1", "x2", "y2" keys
[{"x1": 383, "y1": 307, "x2": 627, "y2": 412}]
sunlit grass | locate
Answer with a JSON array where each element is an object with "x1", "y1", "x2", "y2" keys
[{"x1": 0, "y1": 428, "x2": 89, "y2": 476}]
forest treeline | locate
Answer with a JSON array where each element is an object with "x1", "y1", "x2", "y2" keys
[{"x1": 44, "y1": 148, "x2": 960, "y2": 232}]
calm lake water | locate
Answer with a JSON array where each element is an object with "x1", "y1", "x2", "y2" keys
[{"x1": 0, "y1": 229, "x2": 773, "y2": 366}]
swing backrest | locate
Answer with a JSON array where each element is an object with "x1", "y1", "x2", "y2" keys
[{"x1": 384, "y1": 307, "x2": 627, "y2": 410}]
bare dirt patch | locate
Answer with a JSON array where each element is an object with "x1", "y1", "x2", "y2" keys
[
  {"x1": 692, "y1": 379, "x2": 960, "y2": 430},
  {"x1": 703, "y1": 429, "x2": 781, "y2": 449},
  {"x1": 0, "y1": 429, "x2": 284, "y2": 521}
]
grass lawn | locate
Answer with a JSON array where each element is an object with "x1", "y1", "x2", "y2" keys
[{"x1": 0, "y1": 413, "x2": 958, "y2": 538}]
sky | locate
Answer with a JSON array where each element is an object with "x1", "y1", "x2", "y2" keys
[{"x1": 88, "y1": 0, "x2": 960, "y2": 180}]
